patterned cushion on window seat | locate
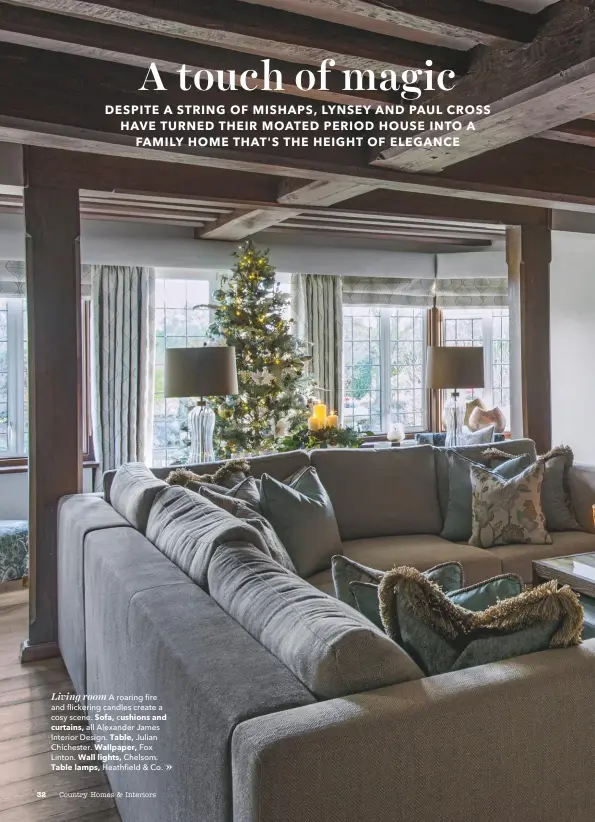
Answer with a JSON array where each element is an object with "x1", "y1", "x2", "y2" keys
[{"x1": 0, "y1": 520, "x2": 28, "y2": 581}]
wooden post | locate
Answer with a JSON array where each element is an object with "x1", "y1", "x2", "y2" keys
[
  {"x1": 506, "y1": 219, "x2": 552, "y2": 454},
  {"x1": 21, "y1": 147, "x2": 83, "y2": 662}
]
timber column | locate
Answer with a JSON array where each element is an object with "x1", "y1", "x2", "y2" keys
[
  {"x1": 506, "y1": 218, "x2": 552, "y2": 454},
  {"x1": 22, "y1": 146, "x2": 83, "y2": 662}
]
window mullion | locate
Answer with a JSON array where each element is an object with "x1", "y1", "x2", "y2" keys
[
  {"x1": 482, "y1": 314, "x2": 494, "y2": 407},
  {"x1": 379, "y1": 308, "x2": 391, "y2": 432}
]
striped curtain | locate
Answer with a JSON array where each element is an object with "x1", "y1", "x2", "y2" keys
[
  {"x1": 291, "y1": 273, "x2": 343, "y2": 417},
  {"x1": 91, "y1": 266, "x2": 155, "y2": 485}
]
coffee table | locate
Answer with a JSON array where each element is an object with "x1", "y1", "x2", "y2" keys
[{"x1": 533, "y1": 552, "x2": 595, "y2": 640}]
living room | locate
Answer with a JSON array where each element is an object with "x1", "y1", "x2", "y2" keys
[{"x1": 2, "y1": 1, "x2": 595, "y2": 820}]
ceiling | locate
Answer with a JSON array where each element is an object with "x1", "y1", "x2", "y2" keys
[{"x1": 0, "y1": 0, "x2": 591, "y2": 252}]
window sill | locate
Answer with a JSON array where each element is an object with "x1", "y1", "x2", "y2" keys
[{"x1": 0, "y1": 459, "x2": 99, "y2": 475}]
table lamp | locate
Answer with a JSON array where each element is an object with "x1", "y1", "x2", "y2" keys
[
  {"x1": 425, "y1": 346, "x2": 484, "y2": 447},
  {"x1": 165, "y1": 346, "x2": 238, "y2": 463}
]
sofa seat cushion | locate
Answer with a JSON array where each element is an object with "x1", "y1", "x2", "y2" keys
[
  {"x1": 487, "y1": 531, "x2": 595, "y2": 582},
  {"x1": 145, "y1": 485, "x2": 272, "y2": 589},
  {"x1": 208, "y1": 544, "x2": 424, "y2": 699},
  {"x1": 109, "y1": 462, "x2": 167, "y2": 533},
  {"x1": 340, "y1": 534, "x2": 502, "y2": 586},
  {"x1": 310, "y1": 446, "x2": 442, "y2": 540}
]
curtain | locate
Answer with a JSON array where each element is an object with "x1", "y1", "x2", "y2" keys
[
  {"x1": 342, "y1": 276, "x2": 508, "y2": 308},
  {"x1": 92, "y1": 266, "x2": 155, "y2": 484},
  {"x1": 291, "y1": 273, "x2": 343, "y2": 416}
]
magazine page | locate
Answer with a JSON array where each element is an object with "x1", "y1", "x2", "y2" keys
[{"x1": 1, "y1": 2, "x2": 594, "y2": 821}]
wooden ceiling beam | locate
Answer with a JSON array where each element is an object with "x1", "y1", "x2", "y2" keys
[
  {"x1": 0, "y1": 3, "x2": 396, "y2": 106},
  {"x1": 250, "y1": 0, "x2": 538, "y2": 47},
  {"x1": 196, "y1": 206, "x2": 300, "y2": 239},
  {"x1": 374, "y1": 2, "x2": 595, "y2": 172},
  {"x1": 6, "y1": 0, "x2": 467, "y2": 74},
  {"x1": 540, "y1": 118, "x2": 595, "y2": 148}
]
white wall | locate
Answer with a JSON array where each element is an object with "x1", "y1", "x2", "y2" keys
[
  {"x1": 0, "y1": 467, "x2": 94, "y2": 519},
  {"x1": 0, "y1": 213, "x2": 435, "y2": 277},
  {"x1": 550, "y1": 231, "x2": 595, "y2": 463},
  {"x1": 436, "y1": 249, "x2": 507, "y2": 279}
]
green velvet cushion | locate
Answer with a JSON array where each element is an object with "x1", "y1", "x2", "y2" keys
[
  {"x1": 448, "y1": 574, "x2": 523, "y2": 610},
  {"x1": 332, "y1": 555, "x2": 463, "y2": 610},
  {"x1": 541, "y1": 453, "x2": 582, "y2": 532},
  {"x1": 441, "y1": 451, "x2": 534, "y2": 542},
  {"x1": 349, "y1": 572, "x2": 523, "y2": 631},
  {"x1": 379, "y1": 567, "x2": 582, "y2": 676},
  {"x1": 260, "y1": 467, "x2": 341, "y2": 578}
]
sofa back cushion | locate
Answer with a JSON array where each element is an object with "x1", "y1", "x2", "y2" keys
[
  {"x1": 145, "y1": 485, "x2": 271, "y2": 589},
  {"x1": 104, "y1": 450, "x2": 311, "y2": 502},
  {"x1": 434, "y1": 438, "x2": 537, "y2": 520},
  {"x1": 208, "y1": 544, "x2": 423, "y2": 699},
  {"x1": 310, "y1": 446, "x2": 442, "y2": 540},
  {"x1": 109, "y1": 462, "x2": 167, "y2": 534}
]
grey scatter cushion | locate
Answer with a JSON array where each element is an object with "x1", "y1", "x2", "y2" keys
[
  {"x1": 260, "y1": 467, "x2": 341, "y2": 578},
  {"x1": 146, "y1": 485, "x2": 272, "y2": 589},
  {"x1": 462, "y1": 425, "x2": 495, "y2": 446},
  {"x1": 208, "y1": 543, "x2": 424, "y2": 699},
  {"x1": 540, "y1": 449, "x2": 582, "y2": 532},
  {"x1": 198, "y1": 486, "x2": 296, "y2": 573},
  {"x1": 441, "y1": 451, "x2": 534, "y2": 542},
  {"x1": 109, "y1": 462, "x2": 167, "y2": 534},
  {"x1": 469, "y1": 461, "x2": 552, "y2": 548},
  {"x1": 331, "y1": 556, "x2": 383, "y2": 607},
  {"x1": 200, "y1": 476, "x2": 261, "y2": 512},
  {"x1": 348, "y1": 581, "x2": 384, "y2": 630},
  {"x1": 332, "y1": 555, "x2": 463, "y2": 609}
]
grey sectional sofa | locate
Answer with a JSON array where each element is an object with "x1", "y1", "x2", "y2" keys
[{"x1": 58, "y1": 440, "x2": 595, "y2": 822}]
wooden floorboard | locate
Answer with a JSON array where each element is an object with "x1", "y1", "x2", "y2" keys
[{"x1": 0, "y1": 589, "x2": 120, "y2": 822}]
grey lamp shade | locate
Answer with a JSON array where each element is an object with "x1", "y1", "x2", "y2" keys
[
  {"x1": 426, "y1": 346, "x2": 484, "y2": 390},
  {"x1": 164, "y1": 346, "x2": 239, "y2": 398}
]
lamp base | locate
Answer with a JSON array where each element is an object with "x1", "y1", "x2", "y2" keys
[
  {"x1": 188, "y1": 402, "x2": 215, "y2": 464},
  {"x1": 444, "y1": 390, "x2": 465, "y2": 448}
]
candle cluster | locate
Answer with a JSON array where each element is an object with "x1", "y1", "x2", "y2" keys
[{"x1": 308, "y1": 403, "x2": 338, "y2": 431}]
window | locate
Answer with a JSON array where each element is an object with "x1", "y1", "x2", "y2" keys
[
  {"x1": 0, "y1": 297, "x2": 92, "y2": 460},
  {"x1": 343, "y1": 306, "x2": 426, "y2": 433},
  {"x1": 153, "y1": 278, "x2": 212, "y2": 467},
  {"x1": 0, "y1": 299, "x2": 25, "y2": 455},
  {"x1": 442, "y1": 308, "x2": 510, "y2": 427}
]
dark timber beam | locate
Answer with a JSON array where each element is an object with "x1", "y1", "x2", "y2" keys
[
  {"x1": 22, "y1": 146, "x2": 82, "y2": 662},
  {"x1": 21, "y1": 148, "x2": 551, "y2": 226},
  {"x1": 506, "y1": 221, "x2": 552, "y2": 454},
  {"x1": 257, "y1": 0, "x2": 538, "y2": 46},
  {"x1": 0, "y1": 2, "x2": 396, "y2": 106},
  {"x1": 374, "y1": 2, "x2": 595, "y2": 172},
  {"x1": 5, "y1": 0, "x2": 468, "y2": 74},
  {"x1": 541, "y1": 118, "x2": 595, "y2": 148}
]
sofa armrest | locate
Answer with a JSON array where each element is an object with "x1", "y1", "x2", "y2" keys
[
  {"x1": 569, "y1": 464, "x2": 595, "y2": 533},
  {"x1": 232, "y1": 642, "x2": 595, "y2": 822}
]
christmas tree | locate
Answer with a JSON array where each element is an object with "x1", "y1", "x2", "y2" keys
[{"x1": 209, "y1": 241, "x2": 312, "y2": 457}]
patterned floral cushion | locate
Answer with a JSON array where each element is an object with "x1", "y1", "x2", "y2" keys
[
  {"x1": 0, "y1": 520, "x2": 28, "y2": 582},
  {"x1": 469, "y1": 461, "x2": 551, "y2": 548}
]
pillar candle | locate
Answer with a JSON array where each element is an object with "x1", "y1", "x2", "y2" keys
[
  {"x1": 326, "y1": 411, "x2": 338, "y2": 428},
  {"x1": 308, "y1": 416, "x2": 321, "y2": 431},
  {"x1": 313, "y1": 403, "x2": 327, "y2": 423}
]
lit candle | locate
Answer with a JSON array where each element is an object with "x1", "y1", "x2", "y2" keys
[
  {"x1": 308, "y1": 415, "x2": 321, "y2": 431},
  {"x1": 313, "y1": 403, "x2": 327, "y2": 424},
  {"x1": 326, "y1": 411, "x2": 338, "y2": 428}
]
